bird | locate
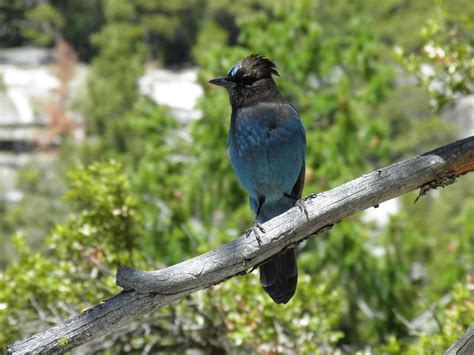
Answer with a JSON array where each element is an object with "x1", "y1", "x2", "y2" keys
[{"x1": 209, "y1": 54, "x2": 306, "y2": 304}]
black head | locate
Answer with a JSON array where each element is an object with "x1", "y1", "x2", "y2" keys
[{"x1": 209, "y1": 54, "x2": 283, "y2": 108}]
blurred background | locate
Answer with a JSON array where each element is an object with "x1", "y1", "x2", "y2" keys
[{"x1": 0, "y1": 0, "x2": 473, "y2": 353}]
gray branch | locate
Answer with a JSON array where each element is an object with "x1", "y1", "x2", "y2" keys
[
  {"x1": 8, "y1": 136, "x2": 474, "y2": 354},
  {"x1": 445, "y1": 323, "x2": 474, "y2": 355}
]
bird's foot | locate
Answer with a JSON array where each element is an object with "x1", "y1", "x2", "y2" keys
[
  {"x1": 296, "y1": 199, "x2": 309, "y2": 220},
  {"x1": 284, "y1": 193, "x2": 310, "y2": 220},
  {"x1": 246, "y1": 220, "x2": 266, "y2": 245}
]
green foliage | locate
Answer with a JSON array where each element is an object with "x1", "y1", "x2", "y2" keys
[
  {"x1": 51, "y1": 0, "x2": 104, "y2": 61},
  {"x1": 0, "y1": 161, "x2": 343, "y2": 352},
  {"x1": 315, "y1": 0, "x2": 473, "y2": 53},
  {"x1": 0, "y1": 73, "x2": 5, "y2": 91},
  {"x1": 200, "y1": 273, "x2": 343, "y2": 353},
  {"x1": 133, "y1": 0, "x2": 206, "y2": 64},
  {"x1": 0, "y1": 0, "x2": 103, "y2": 59},
  {"x1": 83, "y1": 0, "x2": 147, "y2": 149},
  {"x1": 63, "y1": 161, "x2": 142, "y2": 262},
  {"x1": 379, "y1": 282, "x2": 474, "y2": 354},
  {"x1": 0, "y1": 161, "x2": 142, "y2": 346},
  {"x1": 407, "y1": 283, "x2": 474, "y2": 353},
  {"x1": 0, "y1": 0, "x2": 31, "y2": 47},
  {"x1": 119, "y1": 97, "x2": 195, "y2": 263},
  {"x1": 397, "y1": 1, "x2": 474, "y2": 111},
  {"x1": 0, "y1": 162, "x2": 68, "y2": 267},
  {"x1": 1, "y1": 0, "x2": 473, "y2": 352},
  {"x1": 23, "y1": 2, "x2": 64, "y2": 46}
]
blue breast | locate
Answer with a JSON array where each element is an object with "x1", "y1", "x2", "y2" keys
[{"x1": 228, "y1": 103, "x2": 306, "y2": 203}]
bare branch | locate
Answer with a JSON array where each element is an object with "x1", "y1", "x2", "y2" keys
[
  {"x1": 8, "y1": 136, "x2": 474, "y2": 354},
  {"x1": 444, "y1": 323, "x2": 474, "y2": 355}
]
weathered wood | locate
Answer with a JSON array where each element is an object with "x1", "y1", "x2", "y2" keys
[
  {"x1": 7, "y1": 136, "x2": 474, "y2": 354},
  {"x1": 445, "y1": 323, "x2": 474, "y2": 355}
]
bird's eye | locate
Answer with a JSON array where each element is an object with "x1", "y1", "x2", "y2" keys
[{"x1": 242, "y1": 76, "x2": 256, "y2": 85}]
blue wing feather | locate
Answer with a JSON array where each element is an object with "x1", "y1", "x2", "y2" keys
[{"x1": 228, "y1": 102, "x2": 306, "y2": 222}]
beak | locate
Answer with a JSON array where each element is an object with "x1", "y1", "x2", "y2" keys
[{"x1": 209, "y1": 77, "x2": 235, "y2": 88}]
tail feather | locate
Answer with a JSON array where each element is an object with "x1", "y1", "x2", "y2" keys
[{"x1": 259, "y1": 247, "x2": 298, "y2": 304}]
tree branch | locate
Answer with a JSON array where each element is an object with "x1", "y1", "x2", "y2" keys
[
  {"x1": 444, "y1": 323, "x2": 474, "y2": 355},
  {"x1": 8, "y1": 136, "x2": 474, "y2": 354}
]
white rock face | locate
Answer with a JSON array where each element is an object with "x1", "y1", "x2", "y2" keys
[
  {"x1": 0, "y1": 46, "x2": 53, "y2": 66},
  {"x1": 0, "y1": 57, "x2": 205, "y2": 128},
  {"x1": 0, "y1": 49, "x2": 64, "y2": 204},
  {"x1": 0, "y1": 49, "x2": 207, "y2": 204},
  {"x1": 0, "y1": 91, "x2": 19, "y2": 123},
  {"x1": 0, "y1": 64, "x2": 60, "y2": 125},
  {"x1": 139, "y1": 68, "x2": 204, "y2": 122}
]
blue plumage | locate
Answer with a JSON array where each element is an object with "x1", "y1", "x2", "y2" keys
[
  {"x1": 209, "y1": 54, "x2": 307, "y2": 304},
  {"x1": 228, "y1": 103, "x2": 306, "y2": 220}
]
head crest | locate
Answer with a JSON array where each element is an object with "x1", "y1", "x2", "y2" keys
[{"x1": 227, "y1": 54, "x2": 279, "y2": 79}]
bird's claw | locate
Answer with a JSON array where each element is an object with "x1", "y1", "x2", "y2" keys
[
  {"x1": 246, "y1": 220, "x2": 265, "y2": 245},
  {"x1": 296, "y1": 199, "x2": 309, "y2": 220}
]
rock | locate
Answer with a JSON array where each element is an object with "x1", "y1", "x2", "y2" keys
[{"x1": 0, "y1": 46, "x2": 54, "y2": 66}]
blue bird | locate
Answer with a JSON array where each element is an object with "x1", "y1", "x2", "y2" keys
[{"x1": 209, "y1": 54, "x2": 306, "y2": 304}]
